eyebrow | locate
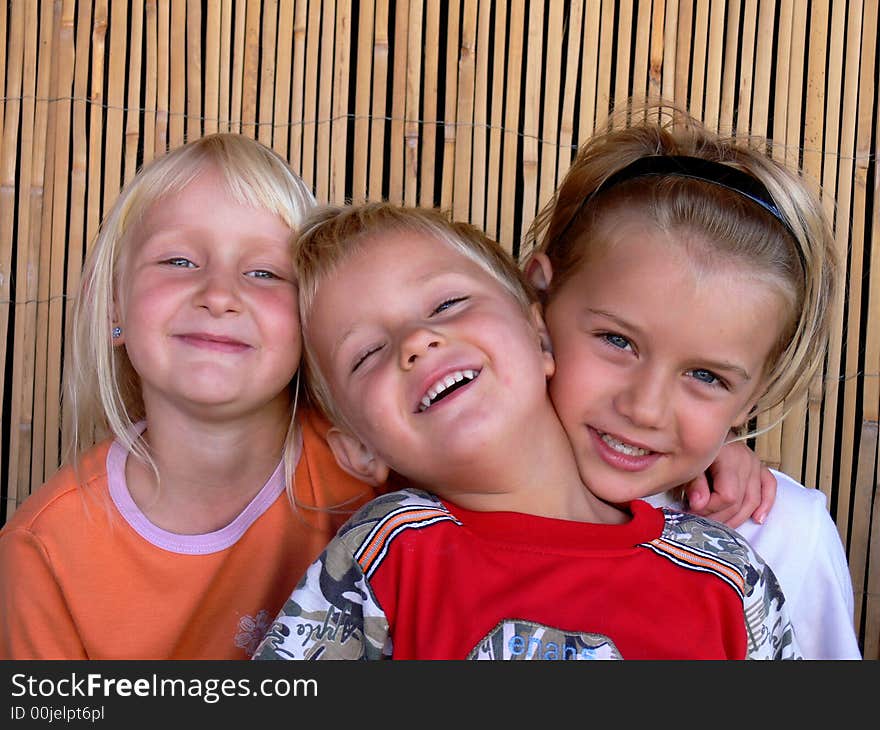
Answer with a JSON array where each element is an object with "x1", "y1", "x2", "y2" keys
[{"x1": 587, "y1": 307, "x2": 753, "y2": 382}]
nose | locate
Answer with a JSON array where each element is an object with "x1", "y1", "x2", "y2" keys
[
  {"x1": 398, "y1": 326, "x2": 444, "y2": 370},
  {"x1": 196, "y1": 268, "x2": 242, "y2": 315},
  {"x1": 615, "y1": 370, "x2": 670, "y2": 430}
]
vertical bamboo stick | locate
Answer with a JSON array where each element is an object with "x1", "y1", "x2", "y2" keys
[
  {"x1": 554, "y1": 0, "x2": 584, "y2": 189},
  {"x1": 499, "y1": 0, "x2": 523, "y2": 249},
  {"x1": 777, "y1": 0, "x2": 809, "y2": 482},
  {"x1": 703, "y1": 0, "x2": 726, "y2": 130},
  {"x1": 452, "y1": 1, "x2": 477, "y2": 218},
  {"x1": 418, "y1": 0, "x2": 441, "y2": 209},
  {"x1": 169, "y1": 0, "x2": 186, "y2": 146},
  {"x1": 258, "y1": 0, "x2": 278, "y2": 148},
  {"x1": 519, "y1": 1, "x2": 543, "y2": 246},
  {"x1": 689, "y1": 0, "x2": 709, "y2": 119},
  {"x1": 594, "y1": 0, "x2": 615, "y2": 129},
  {"x1": 8, "y1": 0, "x2": 41, "y2": 504},
  {"x1": 755, "y1": 0, "x2": 792, "y2": 470},
  {"x1": 367, "y1": 1, "x2": 388, "y2": 201},
  {"x1": 0, "y1": 0, "x2": 26, "y2": 516},
  {"x1": 615, "y1": 0, "x2": 634, "y2": 106},
  {"x1": 123, "y1": 1, "x2": 144, "y2": 185},
  {"x1": 631, "y1": 0, "x2": 652, "y2": 110},
  {"x1": 230, "y1": 0, "x2": 247, "y2": 134},
  {"x1": 469, "y1": 0, "x2": 491, "y2": 228},
  {"x1": 219, "y1": 0, "x2": 234, "y2": 131},
  {"x1": 103, "y1": 0, "x2": 128, "y2": 213},
  {"x1": 737, "y1": 0, "x2": 758, "y2": 133},
  {"x1": 287, "y1": 0, "x2": 308, "y2": 173},
  {"x1": 662, "y1": 0, "x2": 678, "y2": 104},
  {"x1": 204, "y1": 0, "x2": 221, "y2": 135},
  {"x1": 674, "y1": 0, "x2": 694, "y2": 108},
  {"x1": 315, "y1": 0, "x2": 336, "y2": 202},
  {"x1": 240, "y1": 0, "x2": 262, "y2": 138},
  {"x1": 748, "y1": 0, "x2": 774, "y2": 138},
  {"x1": 272, "y1": 0, "x2": 293, "y2": 159},
  {"x1": 794, "y1": 1, "x2": 829, "y2": 488},
  {"x1": 61, "y1": 0, "x2": 89, "y2": 457},
  {"x1": 828, "y1": 0, "x2": 865, "y2": 530},
  {"x1": 331, "y1": 0, "x2": 351, "y2": 205},
  {"x1": 143, "y1": 0, "x2": 158, "y2": 160},
  {"x1": 865, "y1": 439, "x2": 880, "y2": 659},
  {"x1": 813, "y1": 0, "x2": 846, "y2": 501},
  {"x1": 86, "y1": 1, "x2": 108, "y2": 281},
  {"x1": 0, "y1": 0, "x2": 6, "y2": 137},
  {"x1": 536, "y1": 0, "x2": 562, "y2": 218},
  {"x1": 351, "y1": 0, "x2": 374, "y2": 202},
  {"x1": 578, "y1": 0, "x2": 600, "y2": 139},
  {"x1": 186, "y1": 0, "x2": 203, "y2": 142},
  {"x1": 155, "y1": 0, "x2": 170, "y2": 152},
  {"x1": 439, "y1": 1, "x2": 459, "y2": 211},
  {"x1": 484, "y1": 0, "x2": 508, "y2": 241},
  {"x1": 403, "y1": 0, "x2": 424, "y2": 208},
  {"x1": 648, "y1": 0, "x2": 666, "y2": 105},
  {"x1": 850, "y1": 422, "x2": 877, "y2": 636},
  {"x1": 43, "y1": 0, "x2": 75, "y2": 484},
  {"x1": 718, "y1": 0, "x2": 740, "y2": 133}
]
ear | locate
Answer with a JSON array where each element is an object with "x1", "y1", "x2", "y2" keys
[
  {"x1": 326, "y1": 427, "x2": 390, "y2": 487},
  {"x1": 524, "y1": 252, "x2": 554, "y2": 293},
  {"x1": 528, "y1": 302, "x2": 556, "y2": 379}
]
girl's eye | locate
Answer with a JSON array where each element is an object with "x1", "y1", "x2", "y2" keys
[
  {"x1": 163, "y1": 257, "x2": 195, "y2": 268},
  {"x1": 352, "y1": 345, "x2": 383, "y2": 373},
  {"x1": 602, "y1": 333, "x2": 632, "y2": 351},
  {"x1": 432, "y1": 296, "x2": 468, "y2": 315},
  {"x1": 688, "y1": 369, "x2": 726, "y2": 388}
]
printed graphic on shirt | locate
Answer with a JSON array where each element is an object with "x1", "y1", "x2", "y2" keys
[
  {"x1": 468, "y1": 620, "x2": 623, "y2": 660},
  {"x1": 235, "y1": 609, "x2": 273, "y2": 656}
]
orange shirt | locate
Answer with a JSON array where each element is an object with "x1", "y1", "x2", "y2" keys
[{"x1": 0, "y1": 410, "x2": 376, "y2": 659}]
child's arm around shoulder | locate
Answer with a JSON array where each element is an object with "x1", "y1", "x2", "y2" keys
[
  {"x1": 682, "y1": 440, "x2": 777, "y2": 528},
  {"x1": 252, "y1": 489, "x2": 443, "y2": 660}
]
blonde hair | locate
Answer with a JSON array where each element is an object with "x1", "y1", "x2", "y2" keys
[
  {"x1": 65, "y1": 133, "x2": 315, "y2": 482},
  {"x1": 293, "y1": 202, "x2": 536, "y2": 432},
  {"x1": 523, "y1": 101, "x2": 839, "y2": 434}
]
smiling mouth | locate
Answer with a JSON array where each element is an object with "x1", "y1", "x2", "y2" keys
[
  {"x1": 598, "y1": 431, "x2": 653, "y2": 457},
  {"x1": 418, "y1": 369, "x2": 480, "y2": 412}
]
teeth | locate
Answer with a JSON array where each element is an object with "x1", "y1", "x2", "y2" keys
[
  {"x1": 600, "y1": 432, "x2": 651, "y2": 456},
  {"x1": 419, "y1": 369, "x2": 478, "y2": 412}
]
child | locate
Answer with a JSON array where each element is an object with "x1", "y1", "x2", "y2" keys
[
  {"x1": 0, "y1": 134, "x2": 376, "y2": 659},
  {"x1": 253, "y1": 202, "x2": 799, "y2": 660},
  {"x1": 522, "y1": 105, "x2": 859, "y2": 659}
]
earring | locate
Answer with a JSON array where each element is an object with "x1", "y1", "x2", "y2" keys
[{"x1": 112, "y1": 326, "x2": 122, "y2": 339}]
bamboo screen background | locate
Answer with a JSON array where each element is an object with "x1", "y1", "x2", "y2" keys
[{"x1": 0, "y1": 0, "x2": 877, "y2": 657}]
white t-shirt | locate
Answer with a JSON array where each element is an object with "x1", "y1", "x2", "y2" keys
[{"x1": 647, "y1": 469, "x2": 860, "y2": 660}]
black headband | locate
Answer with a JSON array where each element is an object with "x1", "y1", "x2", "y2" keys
[{"x1": 555, "y1": 154, "x2": 798, "y2": 244}]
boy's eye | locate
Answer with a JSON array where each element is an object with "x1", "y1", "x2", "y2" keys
[
  {"x1": 163, "y1": 257, "x2": 195, "y2": 268},
  {"x1": 432, "y1": 296, "x2": 468, "y2": 315},
  {"x1": 603, "y1": 333, "x2": 632, "y2": 350},
  {"x1": 352, "y1": 345, "x2": 383, "y2": 373},
  {"x1": 247, "y1": 269, "x2": 279, "y2": 280}
]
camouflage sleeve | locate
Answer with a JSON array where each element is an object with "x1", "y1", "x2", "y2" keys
[
  {"x1": 251, "y1": 534, "x2": 391, "y2": 660},
  {"x1": 743, "y1": 560, "x2": 802, "y2": 660},
  {"x1": 659, "y1": 509, "x2": 802, "y2": 660}
]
